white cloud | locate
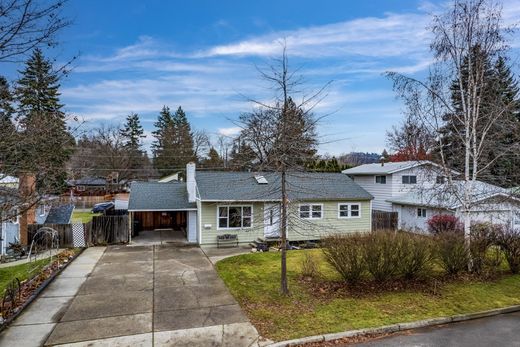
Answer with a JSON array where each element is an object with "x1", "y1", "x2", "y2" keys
[
  {"x1": 217, "y1": 127, "x2": 242, "y2": 137},
  {"x1": 197, "y1": 12, "x2": 431, "y2": 59}
]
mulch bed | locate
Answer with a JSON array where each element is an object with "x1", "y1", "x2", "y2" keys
[
  {"x1": 299, "y1": 271, "x2": 505, "y2": 299},
  {"x1": 0, "y1": 249, "x2": 79, "y2": 326}
]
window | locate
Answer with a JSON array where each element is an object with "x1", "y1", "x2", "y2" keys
[
  {"x1": 402, "y1": 175, "x2": 417, "y2": 184},
  {"x1": 338, "y1": 203, "x2": 361, "y2": 218},
  {"x1": 417, "y1": 208, "x2": 427, "y2": 218},
  {"x1": 375, "y1": 175, "x2": 387, "y2": 184},
  {"x1": 77, "y1": 185, "x2": 86, "y2": 192},
  {"x1": 299, "y1": 204, "x2": 322, "y2": 219},
  {"x1": 436, "y1": 176, "x2": 446, "y2": 184},
  {"x1": 218, "y1": 206, "x2": 252, "y2": 229}
]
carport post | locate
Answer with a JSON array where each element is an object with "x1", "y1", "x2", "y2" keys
[{"x1": 128, "y1": 211, "x2": 132, "y2": 243}]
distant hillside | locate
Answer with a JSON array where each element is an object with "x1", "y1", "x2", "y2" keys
[{"x1": 339, "y1": 152, "x2": 380, "y2": 166}]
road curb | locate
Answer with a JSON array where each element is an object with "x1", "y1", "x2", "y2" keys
[{"x1": 267, "y1": 305, "x2": 520, "y2": 346}]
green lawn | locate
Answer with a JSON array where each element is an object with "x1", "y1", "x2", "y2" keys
[
  {"x1": 72, "y1": 211, "x2": 100, "y2": 223},
  {"x1": 216, "y1": 249, "x2": 520, "y2": 341},
  {"x1": 0, "y1": 258, "x2": 51, "y2": 295}
]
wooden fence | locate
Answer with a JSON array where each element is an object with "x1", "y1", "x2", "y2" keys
[
  {"x1": 86, "y1": 215, "x2": 129, "y2": 245},
  {"x1": 28, "y1": 224, "x2": 76, "y2": 248},
  {"x1": 372, "y1": 211, "x2": 398, "y2": 231},
  {"x1": 58, "y1": 196, "x2": 111, "y2": 209},
  {"x1": 29, "y1": 215, "x2": 129, "y2": 247}
]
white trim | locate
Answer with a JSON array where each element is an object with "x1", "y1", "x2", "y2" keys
[
  {"x1": 216, "y1": 204, "x2": 254, "y2": 230},
  {"x1": 342, "y1": 160, "x2": 460, "y2": 175},
  {"x1": 337, "y1": 202, "x2": 362, "y2": 219},
  {"x1": 298, "y1": 203, "x2": 324, "y2": 220}
]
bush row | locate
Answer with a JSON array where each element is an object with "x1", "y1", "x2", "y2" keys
[{"x1": 321, "y1": 226, "x2": 520, "y2": 285}]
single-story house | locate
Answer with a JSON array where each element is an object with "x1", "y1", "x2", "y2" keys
[{"x1": 128, "y1": 163, "x2": 373, "y2": 245}]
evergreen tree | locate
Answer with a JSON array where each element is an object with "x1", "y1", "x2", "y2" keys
[
  {"x1": 0, "y1": 76, "x2": 16, "y2": 167},
  {"x1": 171, "y1": 106, "x2": 195, "y2": 167},
  {"x1": 152, "y1": 106, "x2": 175, "y2": 175},
  {"x1": 15, "y1": 49, "x2": 74, "y2": 192},
  {"x1": 120, "y1": 113, "x2": 147, "y2": 179},
  {"x1": 229, "y1": 140, "x2": 256, "y2": 171},
  {"x1": 202, "y1": 147, "x2": 224, "y2": 168},
  {"x1": 120, "y1": 113, "x2": 145, "y2": 149},
  {"x1": 439, "y1": 47, "x2": 520, "y2": 186}
]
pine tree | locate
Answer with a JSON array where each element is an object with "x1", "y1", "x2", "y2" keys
[
  {"x1": 15, "y1": 49, "x2": 74, "y2": 192},
  {"x1": 152, "y1": 106, "x2": 176, "y2": 175},
  {"x1": 229, "y1": 140, "x2": 256, "y2": 170},
  {"x1": 171, "y1": 106, "x2": 195, "y2": 167},
  {"x1": 439, "y1": 47, "x2": 520, "y2": 186},
  {"x1": 0, "y1": 76, "x2": 16, "y2": 167},
  {"x1": 203, "y1": 147, "x2": 224, "y2": 168},
  {"x1": 120, "y1": 113, "x2": 146, "y2": 179}
]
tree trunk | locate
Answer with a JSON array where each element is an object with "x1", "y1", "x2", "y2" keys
[{"x1": 280, "y1": 169, "x2": 289, "y2": 295}]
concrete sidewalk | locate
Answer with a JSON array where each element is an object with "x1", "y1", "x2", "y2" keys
[
  {"x1": 43, "y1": 244, "x2": 268, "y2": 347},
  {"x1": 0, "y1": 247, "x2": 106, "y2": 347}
]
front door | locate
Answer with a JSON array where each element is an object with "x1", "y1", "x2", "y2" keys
[{"x1": 264, "y1": 203, "x2": 280, "y2": 238}]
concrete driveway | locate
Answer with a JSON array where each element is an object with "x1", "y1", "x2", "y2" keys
[
  {"x1": 9, "y1": 244, "x2": 264, "y2": 346},
  {"x1": 353, "y1": 312, "x2": 520, "y2": 347}
]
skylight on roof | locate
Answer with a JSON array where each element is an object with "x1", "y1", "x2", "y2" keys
[{"x1": 255, "y1": 175, "x2": 268, "y2": 184}]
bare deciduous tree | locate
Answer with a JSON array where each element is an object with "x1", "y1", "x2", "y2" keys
[
  {"x1": 238, "y1": 45, "x2": 328, "y2": 294},
  {"x1": 0, "y1": 0, "x2": 70, "y2": 62}
]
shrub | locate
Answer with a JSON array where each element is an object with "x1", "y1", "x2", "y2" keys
[
  {"x1": 469, "y1": 222, "x2": 499, "y2": 275},
  {"x1": 427, "y1": 214, "x2": 463, "y2": 234},
  {"x1": 396, "y1": 232, "x2": 433, "y2": 279},
  {"x1": 300, "y1": 252, "x2": 321, "y2": 279},
  {"x1": 363, "y1": 232, "x2": 401, "y2": 282},
  {"x1": 435, "y1": 231, "x2": 469, "y2": 275},
  {"x1": 322, "y1": 234, "x2": 366, "y2": 284},
  {"x1": 496, "y1": 229, "x2": 520, "y2": 274}
]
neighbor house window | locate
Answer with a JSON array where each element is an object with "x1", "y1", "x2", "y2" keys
[
  {"x1": 77, "y1": 185, "x2": 86, "y2": 191},
  {"x1": 375, "y1": 175, "x2": 387, "y2": 184},
  {"x1": 436, "y1": 176, "x2": 446, "y2": 184},
  {"x1": 402, "y1": 175, "x2": 417, "y2": 184},
  {"x1": 299, "y1": 204, "x2": 322, "y2": 219},
  {"x1": 338, "y1": 203, "x2": 361, "y2": 218},
  {"x1": 218, "y1": 206, "x2": 252, "y2": 229},
  {"x1": 417, "y1": 208, "x2": 427, "y2": 218}
]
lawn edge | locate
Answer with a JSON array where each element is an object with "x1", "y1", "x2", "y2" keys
[
  {"x1": 0, "y1": 247, "x2": 85, "y2": 333},
  {"x1": 267, "y1": 304, "x2": 520, "y2": 346}
]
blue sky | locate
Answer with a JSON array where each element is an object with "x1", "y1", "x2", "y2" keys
[{"x1": 4, "y1": 0, "x2": 520, "y2": 155}]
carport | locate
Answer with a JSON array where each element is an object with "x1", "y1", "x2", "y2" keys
[{"x1": 128, "y1": 182, "x2": 197, "y2": 243}]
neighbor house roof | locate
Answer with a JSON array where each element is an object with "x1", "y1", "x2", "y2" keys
[
  {"x1": 195, "y1": 171, "x2": 373, "y2": 201},
  {"x1": 387, "y1": 180, "x2": 516, "y2": 209},
  {"x1": 44, "y1": 204, "x2": 74, "y2": 224},
  {"x1": 128, "y1": 182, "x2": 196, "y2": 211},
  {"x1": 342, "y1": 160, "x2": 450, "y2": 175}
]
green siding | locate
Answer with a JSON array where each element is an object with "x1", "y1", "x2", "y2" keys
[
  {"x1": 200, "y1": 202, "x2": 265, "y2": 245},
  {"x1": 199, "y1": 200, "x2": 371, "y2": 245}
]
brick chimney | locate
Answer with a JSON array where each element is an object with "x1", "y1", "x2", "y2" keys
[{"x1": 18, "y1": 173, "x2": 36, "y2": 246}]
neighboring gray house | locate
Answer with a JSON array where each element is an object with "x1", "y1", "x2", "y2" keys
[
  {"x1": 128, "y1": 163, "x2": 373, "y2": 245},
  {"x1": 343, "y1": 161, "x2": 520, "y2": 232}
]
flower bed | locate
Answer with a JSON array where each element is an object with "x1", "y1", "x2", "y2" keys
[{"x1": 0, "y1": 248, "x2": 81, "y2": 328}]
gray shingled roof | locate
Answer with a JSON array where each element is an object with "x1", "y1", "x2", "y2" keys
[
  {"x1": 128, "y1": 182, "x2": 196, "y2": 211},
  {"x1": 44, "y1": 204, "x2": 74, "y2": 224},
  {"x1": 195, "y1": 171, "x2": 372, "y2": 201}
]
